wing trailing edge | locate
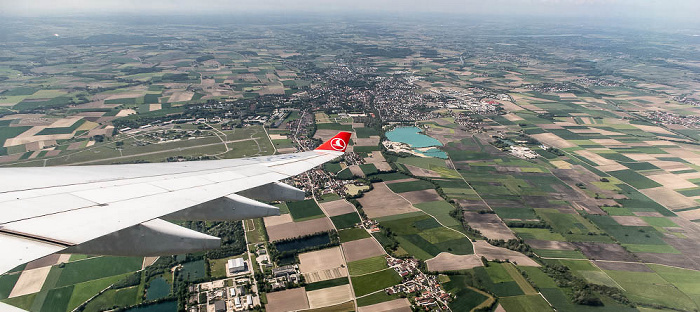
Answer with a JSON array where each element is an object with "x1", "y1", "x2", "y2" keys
[{"x1": 60, "y1": 218, "x2": 220, "y2": 256}]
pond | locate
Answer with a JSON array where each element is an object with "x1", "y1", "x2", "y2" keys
[
  {"x1": 180, "y1": 260, "x2": 206, "y2": 281},
  {"x1": 145, "y1": 277, "x2": 170, "y2": 301},
  {"x1": 385, "y1": 126, "x2": 447, "y2": 159},
  {"x1": 274, "y1": 233, "x2": 330, "y2": 252},
  {"x1": 124, "y1": 300, "x2": 177, "y2": 312}
]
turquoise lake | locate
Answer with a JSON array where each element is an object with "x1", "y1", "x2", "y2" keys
[
  {"x1": 417, "y1": 148, "x2": 447, "y2": 159},
  {"x1": 385, "y1": 126, "x2": 447, "y2": 159}
]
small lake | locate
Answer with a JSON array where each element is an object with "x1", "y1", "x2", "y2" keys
[
  {"x1": 385, "y1": 126, "x2": 447, "y2": 159},
  {"x1": 145, "y1": 277, "x2": 170, "y2": 301},
  {"x1": 180, "y1": 260, "x2": 206, "y2": 281},
  {"x1": 275, "y1": 233, "x2": 330, "y2": 252},
  {"x1": 124, "y1": 301, "x2": 177, "y2": 312}
]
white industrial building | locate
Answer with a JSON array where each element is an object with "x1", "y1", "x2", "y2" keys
[{"x1": 227, "y1": 258, "x2": 247, "y2": 274}]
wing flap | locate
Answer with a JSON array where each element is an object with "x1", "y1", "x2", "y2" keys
[
  {"x1": 1, "y1": 170, "x2": 286, "y2": 244},
  {"x1": 0, "y1": 233, "x2": 65, "y2": 274}
]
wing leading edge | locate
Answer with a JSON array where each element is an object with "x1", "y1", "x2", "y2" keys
[{"x1": 0, "y1": 131, "x2": 352, "y2": 276}]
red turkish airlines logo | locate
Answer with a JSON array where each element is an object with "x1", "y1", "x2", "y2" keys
[{"x1": 330, "y1": 138, "x2": 347, "y2": 151}]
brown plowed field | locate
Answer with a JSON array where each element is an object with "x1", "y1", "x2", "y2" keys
[{"x1": 357, "y1": 183, "x2": 419, "y2": 219}]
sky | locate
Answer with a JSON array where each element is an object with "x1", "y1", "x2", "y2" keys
[{"x1": 0, "y1": 0, "x2": 698, "y2": 22}]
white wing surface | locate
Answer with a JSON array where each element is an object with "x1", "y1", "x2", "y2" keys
[{"x1": 0, "y1": 131, "x2": 352, "y2": 277}]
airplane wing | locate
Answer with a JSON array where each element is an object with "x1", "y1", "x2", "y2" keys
[{"x1": 0, "y1": 131, "x2": 352, "y2": 277}]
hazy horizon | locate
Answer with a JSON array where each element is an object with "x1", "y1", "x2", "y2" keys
[{"x1": 0, "y1": 0, "x2": 698, "y2": 24}]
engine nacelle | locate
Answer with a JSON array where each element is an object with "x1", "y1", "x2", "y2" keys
[
  {"x1": 237, "y1": 182, "x2": 305, "y2": 202},
  {"x1": 164, "y1": 193, "x2": 280, "y2": 221}
]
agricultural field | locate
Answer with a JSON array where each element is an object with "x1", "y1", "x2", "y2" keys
[
  {"x1": 0, "y1": 256, "x2": 143, "y2": 312},
  {"x1": 347, "y1": 256, "x2": 388, "y2": 276},
  {"x1": 351, "y1": 269, "x2": 403, "y2": 297},
  {"x1": 337, "y1": 228, "x2": 371, "y2": 243},
  {"x1": 287, "y1": 199, "x2": 325, "y2": 221},
  {"x1": 2, "y1": 13, "x2": 700, "y2": 312}
]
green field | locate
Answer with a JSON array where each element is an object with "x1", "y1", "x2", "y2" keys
[
  {"x1": 354, "y1": 145, "x2": 381, "y2": 153},
  {"x1": 244, "y1": 218, "x2": 268, "y2": 244},
  {"x1": 330, "y1": 212, "x2": 361, "y2": 229},
  {"x1": 355, "y1": 127, "x2": 380, "y2": 138},
  {"x1": 587, "y1": 215, "x2": 668, "y2": 245},
  {"x1": 386, "y1": 180, "x2": 435, "y2": 193},
  {"x1": 338, "y1": 228, "x2": 371, "y2": 243},
  {"x1": 287, "y1": 199, "x2": 324, "y2": 221},
  {"x1": 396, "y1": 157, "x2": 448, "y2": 170},
  {"x1": 377, "y1": 212, "x2": 472, "y2": 259},
  {"x1": 604, "y1": 269, "x2": 697, "y2": 311},
  {"x1": 82, "y1": 286, "x2": 139, "y2": 311},
  {"x1": 35, "y1": 119, "x2": 87, "y2": 135},
  {"x1": 519, "y1": 267, "x2": 558, "y2": 288},
  {"x1": 359, "y1": 164, "x2": 378, "y2": 175},
  {"x1": 274, "y1": 202, "x2": 290, "y2": 214},
  {"x1": 512, "y1": 228, "x2": 566, "y2": 241},
  {"x1": 0, "y1": 126, "x2": 31, "y2": 155},
  {"x1": 535, "y1": 249, "x2": 588, "y2": 259},
  {"x1": 15, "y1": 96, "x2": 74, "y2": 111},
  {"x1": 371, "y1": 172, "x2": 412, "y2": 181},
  {"x1": 442, "y1": 275, "x2": 491, "y2": 311},
  {"x1": 56, "y1": 256, "x2": 143, "y2": 287},
  {"x1": 2, "y1": 87, "x2": 39, "y2": 96},
  {"x1": 640, "y1": 217, "x2": 678, "y2": 228},
  {"x1": 348, "y1": 256, "x2": 388, "y2": 276},
  {"x1": 323, "y1": 162, "x2": 343, "y2": 174},
  {"x1": 414, "y1": 200, "x2": 465, "y2": 231},
  {"x1": 503, "y1": 263, "x2": 537, "y2": 295},
  {"x1": 305, "y1": 277, "x2": 349, "y2": 291},
  {"x1": 622, "y1": 244, "x2": 680, "y2": 253},
  {"x1": 475, "y1": 265, "x2": 524, "y2": 297},
  {"x1": 318, "y1": 193, "x2": 342, "y2": 203},
  {"x1": 0, "y1": 273, "x2": 20, "y2": 299},
  {"x1": 492, "y1": 207, "x2": 538, "y2": 220},
  {"x1": 608, "y1": 169, "x2": 662, "y2": 189},
  {"x1": 336, "y1": 168, "x2": 354, "y2": 179},
  {"x1": 40, "y1": 286, "x2": 74, "y2": 312},
  {"x1": 351, "y1": 269, "x2": 403, "y2": 296},
  {"x1": 208, "y1": 258, "x2": 230, "y2": 278},
  {"x1": 272, "y1": 138, "x2": 294, "y2": 149},
  {"x1": 536, "y1": 208, "x2": 601, "y2": 236},
  {"x1": 1, "y1": 293, "x2": 37, "y2": 311},
  {"x1": 500, "y1": 295, "x2": 553, "y2": 312},
  {"x1": 66, "y1": 273, "x2": 132, "y2": 311},
  {"x1": 356, "y1": 291, "x2": 401, "y2": 307},
  {"x1": 316, "y1": 123, "x2": 353, "y2": 131},
  {"x1": 649, "y1": 264, "x2": 700, "y2": 306}
]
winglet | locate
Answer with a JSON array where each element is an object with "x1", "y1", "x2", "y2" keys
[{"x1": 315, "y1": 131, "x2": 352, "y2": 152}]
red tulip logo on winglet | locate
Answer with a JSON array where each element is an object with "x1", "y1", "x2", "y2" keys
[
  {"x1": 315, "y1": 131, "x2": 352, "y2": 152},
  {"x1": 330, "y1": 138, "x2": 346, "y2": 151}
]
